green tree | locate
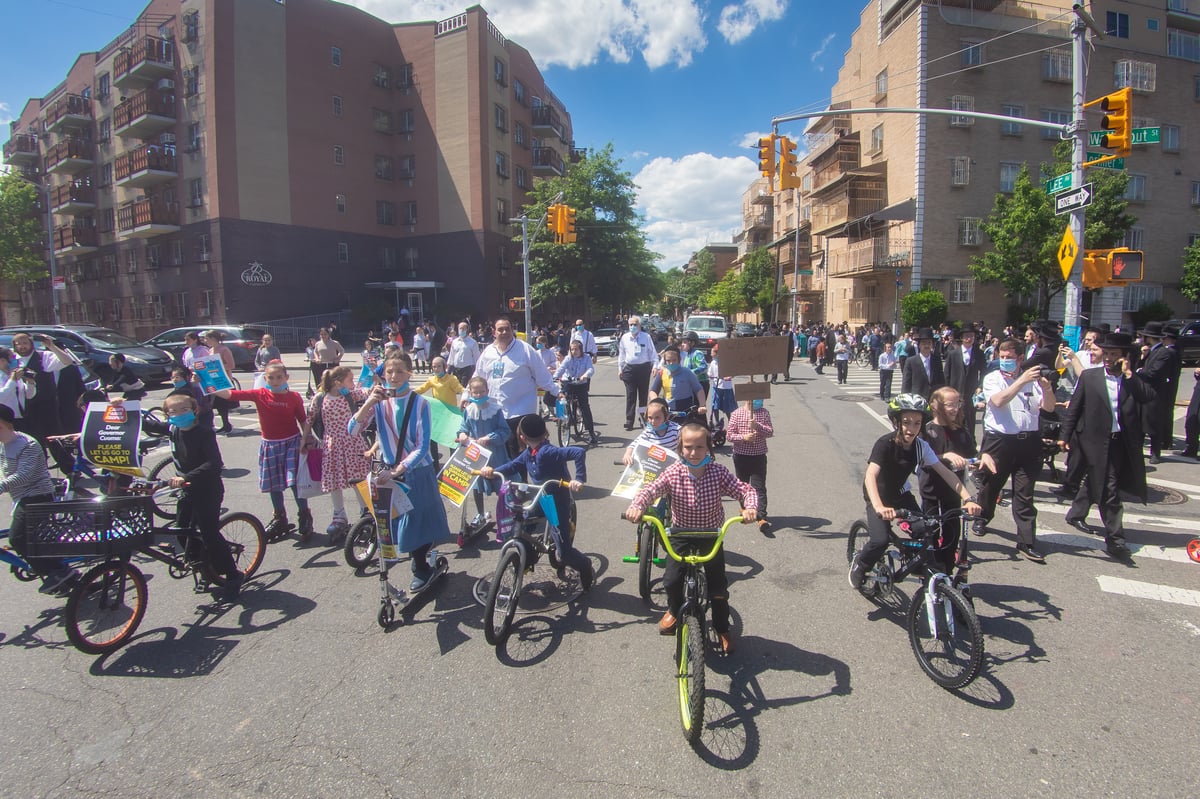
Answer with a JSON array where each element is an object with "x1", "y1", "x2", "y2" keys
[
  {"x1": 901, "y1": 288, "x2": 948, "y2": 328},
  {"x1": 679, "y1": 250, "x2": 715, "y2": 309},
  {"x1": 737, "y1": 247, "x2": 775, "y2": 317},
  {"x1": 702, "y1": 268, "x2": 743, "y2": 317},
  {"x1": 969, "y1": 140, "x2": 1133, "y2": 318},
  {"x1": 1181, "y1": 237, "x2": 1200, "y2": 305},
  {"x1": 0, "y1": 172, "x2": 49, "y2": 282},
  {"x1": 521, "y1": 144, "x2": 663, "y2": 314}
]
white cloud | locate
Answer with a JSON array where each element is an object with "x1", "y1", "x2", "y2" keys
[
  {"x1": 739, "y1": 131, "x2": 771, "y2": 149},
  {"x1": 0, "y1": 101, "x2": 11, "y2": 126},
  {"x1": 634, "y1": 153, "x2": 758, "y2": 269},
  {"x1": 717, "y1": 0, "x2": 788, "y2": 45},
  {"x1": 809, "y1": 32, "x2": 836, "y2": 70}
]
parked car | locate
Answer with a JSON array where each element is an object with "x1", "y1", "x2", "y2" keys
[
  {"x1": 1165, "y1": 318, "x2": 1200, "y2": 365},
  {"x1": 594, "y1": 327, "x2": 620, "y2": 357},
  {"x1": 733, "y1": 322, "x2": 758, "y2": 338},
  {"x1": 0, "y1": 325, "x2": 174, "y2": 385},
  {"x1": 143, "y1": 324, "x2": 265, "y2": 372},
  {"x1": 646, "y1": 321, "x2": 671, "y2": 344},
  {"x1": 682, "y1": 313, "x2": 729, "y2": 353},
  {"x1": 0, "y1": 334, "x2": 102, "y2": 392}
]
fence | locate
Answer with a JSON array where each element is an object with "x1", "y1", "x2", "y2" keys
[{"x1": 248, "y1": 311, "x2": 356, "y2": 352}]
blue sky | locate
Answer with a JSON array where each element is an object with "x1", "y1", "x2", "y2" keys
[{"x1": 1, "y1": 0, "x2": 864, "y2": 269}]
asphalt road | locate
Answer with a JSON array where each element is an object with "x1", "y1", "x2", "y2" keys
[{"x1": 2, "y1": 354, "x2": 1199, "y2": 798}]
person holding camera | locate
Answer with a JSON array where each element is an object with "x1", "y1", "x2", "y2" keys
[{"x1": 974, "y1": 338, "x2": 1057, "y2": 562}]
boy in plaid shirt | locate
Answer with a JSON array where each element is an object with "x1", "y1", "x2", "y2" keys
[
  {"x1": 624, "y1": 422, "x2": 757, "y2": 654},
  {"x1": 727, "y1": 397, "x2": 774, "y2": 533}
]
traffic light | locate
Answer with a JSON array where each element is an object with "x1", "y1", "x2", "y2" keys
[
  {"x1": 1108, "y1": 247, "x2": 1143, "y2": 281},
  {"x1": 563, "y1": 206, "x2": 577, "y2": 244},
  {"x1": 508, "y1": 297, "x2": 526, "y2": 311},
  {"x1": 1084, "y1": 87, "x2": 1132, "y2": 155},
  {"x1": 777, "y1": 136, "x2": 799, "y2": 190},
  {"x1": 757, "y1": 135, "x2": 777, "y2": 184},
  {"x1": 1082, "y1": 248, "x2": 1143, "y2": 289},
  {"x1": 546, "y1": 203, "x2": 561, "y2": 242}
]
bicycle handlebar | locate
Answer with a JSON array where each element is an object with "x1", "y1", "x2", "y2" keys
[{"x1": 636, "y1": 515, "x2": 744, "y2": 566}]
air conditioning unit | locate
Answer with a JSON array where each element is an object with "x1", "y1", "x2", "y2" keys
[
  {"x1": 160, "y1": 133, "x2": 176, "y2": 145},
  {"x1": 198, "y1": 250, "x2": 211, "y2": 262},
  {"x1": 158, "y1": 79, "x2": 175, "y2": 90}
]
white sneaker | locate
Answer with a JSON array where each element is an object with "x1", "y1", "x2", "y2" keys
[{"x1": 470, "y1": 512, "x2": 487, "y2": 528}]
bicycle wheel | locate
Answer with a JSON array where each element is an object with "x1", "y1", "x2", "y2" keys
[
  {"x1": 483, "y1": 547, "x2": 523, "y2": 645},
  {"x1": 205, "y1": 512, "x2": 267, "y2": 585},
  {"x1": 64, "y1": 560, "x2": 148, "y2": 655},
  {"x1": 907, "y1": 581, "x2": 985, "y2": 690},
  {"x1": 556, "y1": 415, "x2": 568, "y2": 447},
  {"x1": 637, "y1": 521, "x2": 657, "y2": 603},
  {"x1": 145, "y1": 458, "x2": 179, "y2": 521},
  {"x1": 570, "y1": 403, "x2": 586, "y2": 442},
  {"x1": 676, "y1": 612, "x2": 706, "y2": 743},
  {"x1": 846, "y1": 520, "x2": 878, "y2": 598},
  {"x1": 344, "y1": 516, "x2": 378, "y2": 570}
]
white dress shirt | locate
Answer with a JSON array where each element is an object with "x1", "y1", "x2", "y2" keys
[
  {"x1": 982, "y1": 370, "x2": 1043, "y2": 434},
  {"x1": 617, "y1": 330, "x2": 656, "y2": 371},
  {"x1": 472, "y1": 338, "x2": 558, "y2": 418}
]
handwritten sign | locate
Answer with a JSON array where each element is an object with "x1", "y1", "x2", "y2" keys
[
  {"x1": 193, "y1": 356, "x2": 234, "y2": 394},
  {"x1": 80, "y1": 401, "x2": 144, "y2": 477},
  {"x1": 611, "y1": 441, "x2": 680, "y2": 499},
  {"x1": 437, "y1": 441, "x2": 492, "y2": 506}
]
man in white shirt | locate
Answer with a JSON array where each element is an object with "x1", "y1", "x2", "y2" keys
[
  {"x1": 616, "y1": 315, "x2": 657, "y2": 430},
  {"x1": 570, "y1": 319, "x2": 597, "y2": 361},
  {"x1": 975, "y1": 338, "x2": 1056, "y2": 562},
  {"x1": 472, "y1": 317, "x2": 558, "y2": 455},
  {"x1": 447, "y1": 321, "x2": 481, "y2": 385}
]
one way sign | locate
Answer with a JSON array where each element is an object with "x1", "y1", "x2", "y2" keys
[{"x1": 1055, "y1": 182, "x2": 1093, "y2": 216}]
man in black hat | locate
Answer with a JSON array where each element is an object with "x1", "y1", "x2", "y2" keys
[
  {"x1": 945, "y1": 325, "x2": 986, "y2": 431},
  {"x1": 1137, "y1": 321, "x2": 1182, "y2": 463},
  {"x1": 901, "y1": 327, "x2": 944, "y2": 400},
  {"x1": 1057, "y1": 332, "x2": 1154, "y2": 560}
]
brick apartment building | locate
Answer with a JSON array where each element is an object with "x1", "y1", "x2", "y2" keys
[{"x1": 2, "y1": 0, "x2": 577, "y2": 338}]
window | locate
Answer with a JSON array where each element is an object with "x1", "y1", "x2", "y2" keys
[
  {"x1": 999, "y1": 162, "x2": 1021, "y2": 193},
  {"x1": 99, "y1": 162, "x2": 113, "y2": 187},
  {"x1": 333, "y1": 144, "x2": 344, "y2": 165},
  {"x1": 514, "y1": 79, "x2": 526, "y2": 106},
  {"x1": 93, "y1": 300, "x2": 105, "y2": 322},
  {"x1": 197, "y1": 233, "x2": 210, "y2": 261},
  {"x1": 495, "y1": 151, "x2": 509, "y2": 178},
  {"x1": 1115, "y1": 60, "x2": 1156, "y2": 92},
  {"x1": 332, "y1": 95, "x2": 343, "y2": 117},
  {"x1": 515, "y1": 165, "x2": 528, "y2": 189},
  {"x1": 373, "y1": 64, "x2": 390, "y2": 89},
  {"x1": 1042, "y1": 49, "x2": 1071, "y2": 82},
  {"x1": 1106, "y1": 11, "x2": 1129, "y2": 39},
  {"x1": 184, "y1": 66, "x2": 199, "y2": 97},
  {"x1": 1000, "y1": 104, "x2": 1023, "y2": 136},
  {"x1": 97, "y1": 72, "x2": 110, "y2": 99},
  {"x1": 951, "y1": 156, "x2": 970, "y2": 186},
  {"x1": 951, "y1": 278, "x2": 975, "y2": 304},
  {"x1": 172, "y1": 291, "x2": 188, "y2": 319},
  {"x1": 335, "y1": 193, "x2": 346, "y2": 214},
  {"x1": 497, "y1": 198, "x2": 509, "y2": 225},
  {"x1": 337, "y1": 242, "x2": 349, "y2": 263},
  {"x1": 874, "y1": 68, "x2": 888, "y2": 99},
  {"x1": 171, "y1": 239, "x2": 183, "y2": 265},
  {"x1": 374, "y1": 155, "x2": 393, "y2": 180},
  {"x1": 397, "y1": 63, "x2": 413, "y2": 91},
  {"x1": 99, "y1": 117, "x2": 111, "y2": 143},
  {"x1": 380, "y1": 247, "x2": 397, "y2": 269},
  {"x1": 188, "y1": 178, "x2": 203, "y2": 207},
  {"x1": 1124, "y1": 174, "x2": 1147, "y2": 201},
  {"x1": 182, "y1": 10, "x2": 198, "y2": 43},
  {"x1": 1162, "y1": 124, "x2": 1181, "y2": 153},
  {"x1": 1170, "y1": 28, "x2": 1200, "y2": 62},
  {"x1": 146, "y1": 244, "x2": 161, "y2": 269},
  {"x1": 1041, "y1": 109, "x2": 1070, "y2": 139},
  {"x1": 125, "y1": 248, "x2": 138, "y2": 273},
  {"x1": 111, "y1": 298, "x2": 123, "y2": 321},
  {"x1": 197, "y1": 289, "x2": 212, "y2": 318},
  {"x1": 373, "y1": 108, "x2": 392, "y2": 134},
  {"x1": 961, "y1": 41, "x2": 983, "y2": 67},
  {"x1": 398, "y1": 109, "x2": 414, "y2": 134},
  {"x1": 331, "y1": 46, "x2": 342, "y2": 67},
  {"x1": 869, "y1": 124, "x2": 884, "y2": 155},
  {"x1": 1120, "y1": 227, "x2": 1145, "y2": 250},
  {"x1": 187, "y1": 122, "x2": 201, "y2": 152},
  {"x1": 958, "y1": 217, "x2": 981, "y2": 246},
  {"x1": 1192, "y1": 181, "x2": 1200, "y2": 205},
  {"x1": 398, "y1": 155, "x2": 415, "y2": 179},
  {"x1": 402, "y1": 201, "x2": 417, "y2": 225},
  {"x1": 950, "y1": 95, "x2": 974, "y2": 127},
  {"x1": 514, "y1": 121, "x2": 527, "y2": 148},
  {"x1": 1123, "y1": 283, "x2": 1162, "y2": 313},
  {"x1": 1148, "y1": 18, "x2": 1159, "y2": 32},
  {"x1": 376, "y1": 200, "x2": 395, "y2": 226},
  {"x1": 495, "y1": 104, "x2": 508, "y2": 133},
  {"x1": 494, "y1": 58, "x2": 507, "y2": 86}
]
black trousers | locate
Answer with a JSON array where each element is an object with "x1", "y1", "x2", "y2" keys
[
  {"x1": 1184, "y1": 380, "x2": 1200, "y2": 454},
  {"x1": 857, "y1": 493, "x2": 921, "y2": 571},
  {"x1": 663, "y1": 542, "x2": 729, "y2": 633},
  {"x1": 563, "y1": 383, "x2": 595, "y2": 434},
  {"x1": 879, "y1": 369, "x2": 894, "y2": 399},
  {"x1": 451, "y1": 365, "x2": 474, "y2": 386},
  {"x1": 835, "y1": 359, "x2": 848, "y2": 384},
  {"x1": 1067, "y1": 435, "x2": 1129, "y2": 546},
  {"x1": 177, "y1": 481, "x2": 238, "y2": 579},
  {"x1": 732, "y1": 452, "x2": 767, "y2": 517},
  {"x1": 621, "y1": 362, "x2": 652, "y2": 426},
  {"x1": 978, "y1": 432, "x2": 1042, "y2": 547}
]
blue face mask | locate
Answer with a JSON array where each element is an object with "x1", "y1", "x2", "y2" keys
[
  {"x1": 630, "y1": 324, "x2": 639, "y2": 332},
  {"x1": 168, "y1": 411, "x2": 197, "y2": 430},
  {"x1": 686, "y1": 453, "x2": 713, "y2": 468},
  {"x1": 469, "y1": 395, "x2": 488, "y2": 405},
  {"x1": 392, "y1": 381, "x2": 410, "y2": 394},
  {"x1": 536, "y1": 343, "x2": 543, "y2": 350},
  {"x1": 459, "y1": 330, "x2": 468, "y2": 338},
  {"x1": 338, "y1": 387, "x2": 351, "y2": 396},
  {"x1": 172, "y1": 379, "x2": 187, "y2": 389},
  {"x1": 647, "y1": 420, "x2": 668, "y2": 433},
  {"x1": 575, "y1": 325, "x2": 583, "y2": 331},
  {"x1": 998, "y1": 358, "x2": 1018, "y2": 373},
  {"x1": 270, "y1": 382, "x2": 289, "y2": 393},
  {"x1": 752, "y1": 399, "x2": 764, "y2": 410},
  {"x1": 666, "y1": 362, "x2": 680, "y2": 373}
]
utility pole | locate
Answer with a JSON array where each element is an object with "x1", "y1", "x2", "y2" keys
[
  {"x1": 1066, "y1": 4, "x2": 1105, "y2": 341},
  {"x1": 513, "y1": 191, "x2": 563, "y2": 338}
]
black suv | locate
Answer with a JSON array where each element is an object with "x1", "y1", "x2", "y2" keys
[{"x1": 0, "y1": 325, "x2": 174, "y2": 385}]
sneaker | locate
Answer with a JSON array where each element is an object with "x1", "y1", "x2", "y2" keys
[
  {"x1": 217, "y1": 572, "x2": 243, "y2": 602},
  {"x1": 470, "y1": 512, "x2": 487, "y2": 528},
  {"x1": 409, "y1": 571, "x2": 432, "y2": 592},
  {"x1": 757, "y1": 518, "x2": 772, "y2": 534},
  {"x1": 971, "y1": 519, "x2": 988, "y2": 537},
  {"x1": 265, "y1": 515, "x2": 291, "y2": 540},
  {"x1": 717, "y1": 631, "x2": 735, "y2": 654},
  {"x1": 1107, "y1": 542, "x2": 1133, "y2": 561},
  {"x1": 39, "y1": 568, "x2": 80, "y2": 596},
  {"x1": 326, "y1": 515, "x2": 348, "y2": 536},
  {"x1": 578, "y1": 563, "x2": 594, "y2": 592},
  {"x1": 848, "y1": 557, "x2": 867, "y2": 590},
  {"x1": 297, "y1": 509, "x2": 314, "y2": 542}
]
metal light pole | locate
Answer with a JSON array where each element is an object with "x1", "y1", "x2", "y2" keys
[
  {"x1": 512, "y1": 191, "x2": 562, "y2": 337},
  {"x1": 7, "y1": 170, "x2": 60, "y2": 324}
]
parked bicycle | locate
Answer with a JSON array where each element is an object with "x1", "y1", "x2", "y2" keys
[
  {"x1": 846, "y1": 507, "x2": 984, "y2": 689},
  {"x1": 636, "y1": 514, "x2": 743, "y2": 743}
]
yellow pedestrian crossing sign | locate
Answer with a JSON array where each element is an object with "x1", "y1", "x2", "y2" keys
[{"x1": 1057, "y1": 226, "x2": 1078, "y2": 281}]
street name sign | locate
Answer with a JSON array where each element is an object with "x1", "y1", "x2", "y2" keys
[
  {"x1": 1086, "y1": 152, "x2": 1125, "y2": 170},
  {"x1": 1045, "y1": 172, "x2": 1072, "y2": 194}
]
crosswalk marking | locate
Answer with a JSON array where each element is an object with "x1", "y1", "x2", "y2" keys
[
  {"x1": 1096, "y1": 575, "x2": 1200, "y2": 608},
  {"x1": 1034, "y1": 502, "x2": 1200, "y2": 534},
  {"x1": 1038, "y1": 530, "x2": 1192, "y2": 564}
]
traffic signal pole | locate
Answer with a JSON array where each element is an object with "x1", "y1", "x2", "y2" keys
[{"x1": 514, "y1": 191, "x2": 564, "y2": 336}]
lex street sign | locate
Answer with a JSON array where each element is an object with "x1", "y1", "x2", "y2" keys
[
  {"x1": 1055, "y1": 182, "x2": 1093, "y2": 216},
  {"x1": 1045, "y1": 172, "x2": 1072, "y2": 194},
  {"x1": 1086, "y1": 152, "x2": 1125, "y2": 170}
]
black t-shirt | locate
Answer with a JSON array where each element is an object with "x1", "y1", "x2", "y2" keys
[
  {"x1": 863, "y1": 432, "x2": 936, "y2": 506},
  {"x1": 920, "y1": 422, "x2": 976, "y2": 503}
]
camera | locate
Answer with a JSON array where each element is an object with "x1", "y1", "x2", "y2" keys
[
  {"x1": 383, "y1": 387, "x2": 397, "y2": 398},
  {"x1": 1039, "y1": 366, "x2": 1056, "y2": 379}
]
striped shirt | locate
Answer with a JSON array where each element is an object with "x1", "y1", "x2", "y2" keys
[
  {"x1": 349, "y1": 392, "x2": 434, "y2": 471},
  {"x1": 0, "y1": 432, "x2": 56, "y2": 501},
  {"x1": 628, "y1": 421, "x2": 682, "y2": 454},
  {"x1": 629, "y1": 461, "x2": 757, "y2": 530},
  {"x1": 727, "y1": 407, "x2": 774, "y2": 456}
]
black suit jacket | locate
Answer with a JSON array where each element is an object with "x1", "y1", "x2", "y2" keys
[
  {"x1": 944, "y1": 345, "x2": 985, "y2": 400},
  {"x1": 1061, "y1": 367, "x2": 1154, "y2": 503},
  {"x1": 901, "y1": 353, "x2": 944, "y2": 399}
]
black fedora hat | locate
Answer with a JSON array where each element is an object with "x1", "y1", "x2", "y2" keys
[
  {"x1": 1163, "y1": 324, "x2": 1181, "y2": 339},
  {"x1": 1036, "y1": 324, "x2": 1063, "y2": 345},
  {"x1": 1098, "y1": 331, "x2": 1135, "y2": 350},
  {"x1": 1141, "y1": 320, "x2": 1165, "y2": 339},
  {"x1": 915, "y1": 327, "x2": 935, "y2": 341}
]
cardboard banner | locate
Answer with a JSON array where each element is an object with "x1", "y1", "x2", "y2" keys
[
  {"x1": 716, "y1": 336, "x2": 788, "y2": 378},
  {"x1": 611, "y1": 441, "x2": 681, "y2": 499},
  {"x1": 80, "y1": 401, "x2": 144, "y2": 477},
  {"x1": 733, "y1": 380, "x2": 771, "y2": 401},
  {"x1": 193, "y1": 356, "x2": 234, "y2": 394},
  {"x1": 428, "y1": 399, "x2": 465, "y2": 450},
  {"x1": 437, "y1": 441, "x2": 492, "y2": 506}
]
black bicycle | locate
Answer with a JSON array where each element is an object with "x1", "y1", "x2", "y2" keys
[
  {"x1": 554, "y1": 378, "x2": 588, "y2": 446},
  {"x1": 846, "y1": 508, "x2": 984, "y2": 689}
]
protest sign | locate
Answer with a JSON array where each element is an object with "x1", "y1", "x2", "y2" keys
[
  {"x1": 716, "y1": 336, "x2": 788, "y2": 378},
  {"x1": 80, "y1": 401, "x2": 144, "y2": 477},
  {"x1": 428, "y1": 399, "x2": 465, "y2": 450},
  {"x1": 733, "y1": 380, "x2": 771, "y2": 402},
  {"x1": 437, "y1": 441, "x2": 492, "y2": 506},
  {"x1": 193, "y1": 356, "x2": 235, "y2": 394},
  {"x1": 612, "y1": 441, "x2": 680, "y2": 499}
]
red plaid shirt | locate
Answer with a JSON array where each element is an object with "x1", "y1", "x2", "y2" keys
[
  {"x1": 727, "y1": 407, "x2": 773, "y2": 456},
  {"x1": 630, "y1": 461, "x2": 758, "y2": 529}
]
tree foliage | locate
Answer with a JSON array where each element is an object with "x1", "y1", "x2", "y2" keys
[
  {"x1": 1181, "y1": 237, "x2": 1200, "y2": 305},
  {"x1": 901, "y1": 288, "x2": 949, "y2": 328},
  {"x1": 702, "y1": 268, "x2": 743, "y2": 317},
  {"x1": 521, "y1": 144, "x2": 663, "y2": 314},
  {"x1": 968, "y1": 140, "x2": 1133, "y2": 318},
  {"x1": 737, "y1": 247, "x2": 776, "y2": 316},
  {"x1": 0, "y1": 172, "x2": 49, "y2": 282}
]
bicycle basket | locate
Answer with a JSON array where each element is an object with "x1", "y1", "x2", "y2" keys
[{"x1": 22, "y1": 495, "x2": 154, "y2": 558}]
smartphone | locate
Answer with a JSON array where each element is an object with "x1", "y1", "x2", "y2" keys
[{"x1": 383, "y1": 387, "x2": 396, "y2": 398}]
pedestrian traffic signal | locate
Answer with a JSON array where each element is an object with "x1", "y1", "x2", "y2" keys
[
  {"x1": 1108, "y1": 248, "x2": 1143, "y2": 281},
  {"x1": 778, "y1": 136, "x2": 800, "y2": 190},
  {"x1": 508, "y1": 297, "x2": 526, "y2": 311},
  {"x1": 1084, "y1": 87, "x2": 1132, "y2": 162},
  {"x1": 1082, "y1": 247, "x2": 1143, "y2": 289},
  {"x1": 563, "y1": 206, "x2": 577, "y2": 244},
  {"x1": 757, "y1": 135, "x2": 777, "y2": 184}
]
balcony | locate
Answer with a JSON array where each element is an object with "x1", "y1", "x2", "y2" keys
[
  {"x1": 745, "y1": 212, "x2": 772, "y2": 232},
  {"x1": 847, "y1": 297, "x2": 881, "y2": 324},
  {"x1": 828, "y1": 237, "x2": 912, "y2": 278},
  {"x1": 531, "y1": 105, "x2": 563, "y2": 137},
  {"x1": 751, "y1": 190, "x2": 773, "y2": 206},
  {"x1": 811, "y1": 178, "x2": 887, "y2": 236},
  {"x1": 115, "y1": 145, "x2": 177, "y2": 188},
  {"x1": 51, "y1": 182, "x2": 97, "y2": 215},
  {"x1": 113, "y1": 88, "x2": 176, "y2": 139},
  {"x1": 53, "y1": 224, "x2": 98, "y2": 255},
  {"x1": 117, "y1": 197, "x2": 179, "y2": 239},
  {"x1": 113, "y1": 37, "x2": 175, "y2": 88},
  {"x1": 3, "y1": 133, "x2": 39, "y2": 165},
  {"x1": 44, "y1": 93, "x2": 92, "y2": 133},
  {"x1": 44, "y1": 137, "x2": 95, "y2": 175},
  {"x1": 532, "y1": 146, "x2": 564, "y2": 176}
]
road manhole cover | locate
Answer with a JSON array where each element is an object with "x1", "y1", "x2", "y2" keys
[
  {"x1": 833, "y1": 394, "x2": 879, "y2": 403},
  {"x1": 1136, "y1": 485, "x2": 1188, "y2": 506}
]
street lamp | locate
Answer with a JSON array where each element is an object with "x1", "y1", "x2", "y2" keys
[{"x1": 4, "y1": 169, "x2": 60, "y2": 324}]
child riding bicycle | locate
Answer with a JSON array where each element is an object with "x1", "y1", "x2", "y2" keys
[{"x1": 623, "y1": 421, "x2": 757, "y2": 655}]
